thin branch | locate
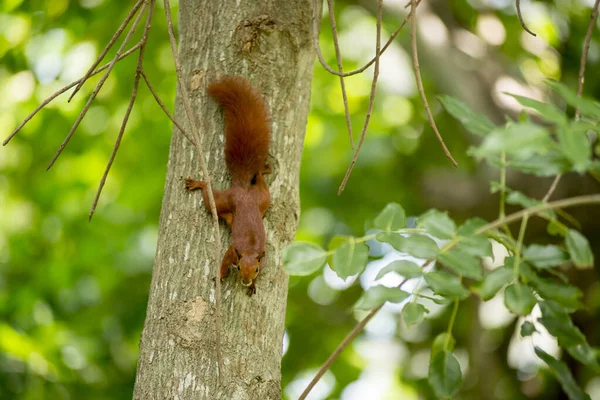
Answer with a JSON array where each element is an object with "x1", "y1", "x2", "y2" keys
[
  {"x1": 511, "y1": 214, "x2": 529, "y2": 278},
  {"x1": 313, "y1": 0, "x2": 421, "y2": 78},
  {"x1": 299, "y1": 192, "x2": 600, "y2": 399},
  {"x1": 325, "y1": 0, "x2": 354, "y2": 148},
  {"x1": 542, "y1": 174, "x2": 562, "y2": 202},
  {"x1": 575, "y1": 0, "x2": 600, "y2": 120},
  {"x1": 516, "y1": 0, "x2": 537, "y2": 37},
  {"x1": 89, "y1": 1, "x2": 155, "y2": 221},
  {"x1": 337, "y1": 0, "x2": 383, "y2": 195},
  {"x1": 297, "y1": 276, "x2": 410, "y2": 400},
  {"x1": 477, "y1": 194, "x2": 600, "y2": 234},
  {"x1": 499, "y1": 152, "x2": 514, "y2": 239},
  {"x1": 163, "y1": 0, "x2": 224, "y2": 381},
  {"x1": 3, "y1": 43, "x2": 142, "y2": 146},
  {"x1": 68, "y1": 0, "x2": 146, "y2": 102},
  {"x1": 409, "y1": 0, "x2": 458, "y2": 168},
  {"x1": 47, "y1": 0, "x2": 149, "y2": 171},
  {"x1": 444, "y1": 299, "x2": 460, "y2": 350},
  {"x1": 140, "y1": 69, "x2": 195, "y2": 145}
]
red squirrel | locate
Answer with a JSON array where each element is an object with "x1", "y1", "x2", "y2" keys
[{"x1": 185, "y1": 76, "x2": 271, "y2": 296}]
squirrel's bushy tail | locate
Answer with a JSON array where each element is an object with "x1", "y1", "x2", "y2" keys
[{"x1": 207, "y1": 76, "x2": 270, "y2": 185}]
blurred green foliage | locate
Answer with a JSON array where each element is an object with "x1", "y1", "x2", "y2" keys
[{"x1": 1, "y1": 0, "x2": 599, "y2": 399}]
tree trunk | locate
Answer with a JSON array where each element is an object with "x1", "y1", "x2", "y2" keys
[{"x1": 133, "y1": 1, "x2": 315, "y2": 399}]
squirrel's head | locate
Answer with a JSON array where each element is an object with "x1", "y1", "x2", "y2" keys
[{"x1": 235, "y1": 249, "x2": 265, "y2": 287}]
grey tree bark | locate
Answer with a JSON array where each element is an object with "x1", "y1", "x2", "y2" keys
[{"x1": 133, "y1": 1, "x2": 316, "y2": 399}]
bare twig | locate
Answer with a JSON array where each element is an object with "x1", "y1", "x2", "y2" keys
[
  {"x1": 409, "y1": 0, "x2": 458, "y2": 168},
  {"x1": 299, "y1": 192, "x2": 600, "y2": 399},
  {"x1": 298, "y1": 276, "x2": 411, "y2": 400},
  {"x1": 575, "y1": 0, "x2": 600, "y2": 120},
  {"x1": 163, "y1": 0, "x2": 224, "y2": 381},
  {"x1": 337, "y1": 0, "x2": 383, "y2": 195},
  {"x1": 3, "y1": 43, "x2": 142, "y2": 146},
  {"x1": 299, "y1": 305, "x2": 383, "y2": 399},
  {"x1": 313, "y1": 0, "x2": 421, "y2": 78},
  {"x1": 140, "y1": 70, "x2": 195, "y2": 145},
  {"x1": 542, "y1": 174, "x2": 561, "y2": 203},
  {"x1": 516, "y1": 0, "x2": 537, "y2": 37},
  {"x1": 68, "y1": 0, "x2": 146, "y2": 102},
  {"x1": 47, "y1": 0, "x2": 149, "y2": 171},
  {"x1": 324, "y1": 0, "x2": 354, "y2": 148},
  {"x1": 89, "y1": 1, "x2": 155, "y2": 221},
  {"x1": 478, "y1": 194, "x2": 600, "y2": 233}
]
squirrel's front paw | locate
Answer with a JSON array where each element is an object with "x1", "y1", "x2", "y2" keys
[{"x1": 185, "y1": 178, "x2": 205, "y2": 191}]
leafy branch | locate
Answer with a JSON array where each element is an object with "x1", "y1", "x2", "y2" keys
[
  {"x1": 286, "y1": 191, "x2": 600, "y2": 398},
  {"x1": 288, "y1": 59, "x2": 600, "y2": 397}
]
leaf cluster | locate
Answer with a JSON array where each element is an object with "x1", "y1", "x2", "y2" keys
[{"x1": 285, "y1": 84, "x2": 600, "y2": 398}]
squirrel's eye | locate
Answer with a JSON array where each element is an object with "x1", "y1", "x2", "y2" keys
[
  {"x1": 255, "y1": 266, "x2": 259, "y2": 273},
  {"x1": 250, "y1": 175, "x2": 257, "y2": 185},
  {"x1": 236, "y1": 265, "x2": 240, "y2": 271}
]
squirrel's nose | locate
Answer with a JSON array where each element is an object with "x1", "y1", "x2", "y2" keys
[{"x1": 241, "y1": 279, "x2": 253, "y2": 287}]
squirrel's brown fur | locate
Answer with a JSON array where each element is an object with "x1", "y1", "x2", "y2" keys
[{"x1": 185, "y1": 76, "x2": 271, "y2": 296}]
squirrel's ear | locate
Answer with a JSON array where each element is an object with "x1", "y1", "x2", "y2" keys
[
  {"x1": 234, "y1": 248, "x2": 242, "y2": 259},
  {"x1": 257, "y1": 251, "x2": 266, "y2": 262}
]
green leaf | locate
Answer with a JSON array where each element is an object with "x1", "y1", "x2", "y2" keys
[
  {"x1": 557, "y1": 126, "x2": 592, "y2": 173},
  {"x1": 418, "y1": 209, "x2": 457, "y2": 239},
  {"x1": 456, "y1": 235, "x2": 493, "y2": 259},
  {"x1": 283, "y1": 242, "x2": 327, "y2": 276},
  {"x1": 478, "y1": 267, "x2": 513, "y2": 301},
  {"x1": 431, "y1": 332, "x2": 456, "y2": 358},
  {"x1": 402, "y1": 302, "x2": 428, "y2": 326},
  {"x1": 530, "y1": 276, "x2": 583, "y2": 310},
  {"x1": 565, "y1": 229, "x2": 594, "y2": 269},
  {"x1": 567, "y1": 344, "x2": 600, "y2": 370},
  {"x1": 537, "y1": 301, "x2": 598, "y2": 369},
  {"x1": 506, "y1": 190, "x2": 538, "y2": 208},
  {"x1": 375, "y1": 260, "x2": 422, "y2": 280},
  {"x1": 428, "y1": 351, "x2": 463, "y2": 400},
  {"x1": 376, "y1": 233, "x2": 439, "y2": 259},
  {"x1": 504, "y1": 283, "x2": 537, "y2": 315},
  {"x1": 438, "y1": 95, "x2": 496, "y2": 137},
  {"x1": 432, "y1": 297, "x2": 454, "y2": 305},
  {"x1": 534, "y1": 347, "x2": 591, "y2": 400},
  {"x1": 571, "y1": 120, "x2": 599, "y2": 134},
  {"x1": 546, "y1": 80, "x2": 600, "y2": 119},
  {"x1": 424, "y1": 271, "x2": 470, "y2": 299},
  {"x1": 519, "y1": 263, "x2": 583, "y2": 310},
  {"x1": 438, "y1": 249, "x2": 483, "y2": 280},
  {"x1": 374, "y1": 203, "x2": 406, "y2": 231},
  {"x1": 456, "y1": 219, "x2": 493, "y2": 259},
  {"x1": 376, "y1": 232, "x2": 403, "y2": 250},
  {"x1": 432, "y1": 333, "x2": 455, "y2": 356},
  {"x1": 505, "y1": 93, "x2": 567, "y2": 125},
  {"x1": 506, "y1": 190, "x2": 556, "y2": 220},
  {"x1": 524, "y1": 245, "x2": 568, "y2": 269},
  {"x1": 457, "y1": 218, "x2": 488, "y2": 235},
  {"x1": 538, "y1": 301, "x2": 588, "y2": 349},
  {"x1": 520, "y1": 321, "x2": 537, "y2": 337},
  {"x1": 356, "y1": 286, "x2": 411, "y2": 310},
  {"x1": 328, "y1": 236, "x2": 369, "y2": 279},
  {"x1": 472, "y1": 123, "x2": 551, "y2": 160},
  {"x1": 507, "y1": 151, "x2": 570, "y2": 177}
]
